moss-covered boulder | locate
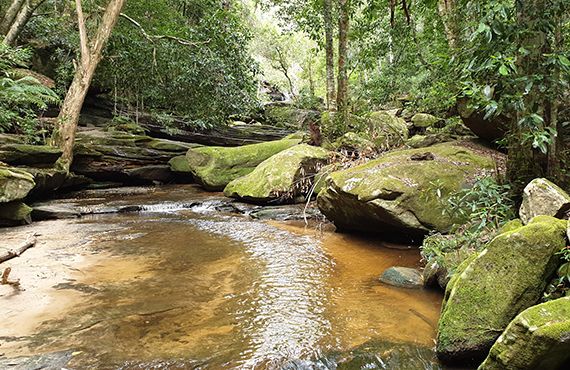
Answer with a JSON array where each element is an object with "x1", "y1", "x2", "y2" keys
[
  {"x1": 0, "y1": 167, "x2": 35, "y2": 203},
  {"x1": 333, "y1": 132, "x2": 376, "y2": 153},
  {"x1": 224, "y1": 144, "x2": 330, "y2": 204},
  {"x1": 0, "y1": 201, "x2": 33, "y2": 226},
  {"x1": 317, "y1": 142, "x2": 497, "y2": 239},
  {"x1": 263, "y1": 104, "x2": 320, "y2": 129},
  {"x1": 365, "y1": 111, "x2": 409, "y2": 150},
  {"x1": 168, "y1": 155, "x2": 191, "y2": 173},
  {"x1": 478, "y1": 297, "x2": 570, "y2": 370},
  {"x1": 411, "y1": 113, "x2": 443, "y2": 128},
  {"x1": 436, "y1": 216, "x2": 568, "y2": 364},
  {"x1": 519, "y1": 178, "x2": 570, "y2": 224},
  {"x1": 186, "y1": 138, "x2": 302, "y2": 191}
]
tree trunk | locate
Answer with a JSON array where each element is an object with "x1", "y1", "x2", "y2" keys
[
  {"x1": 437, "y1": 0, "x2": 458, "y2": 49},
  {"x1": 55, "y1": 0, "x2": 125, "y2": 172},
  {"x1": 0, "y1": 0, "x2": 26, "y2": 35},
  {"x1": 3, "y1": 0, "x2": 47, "y2": 46},
  {"x1": 336, "y1": 0, "x2": 349, "y2": 125},
  {"x1": 323, "y1": 0, "x2": 336, "y2": 110}
]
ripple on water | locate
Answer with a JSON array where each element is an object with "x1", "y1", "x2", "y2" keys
[{"x1": 187, "y1": 216, "x2": 334, "y2": 368}]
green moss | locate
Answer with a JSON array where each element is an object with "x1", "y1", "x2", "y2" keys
[
  {"x1": 168, "y1": 155, "x2": 191, "y2": 173},
  {"x1": 333, "y1": 132, "x2": 376, "y2": 152},
  {"x1": 317, "y1": 142, "x2": 496, "y2": 236},
  {"x1": 411, "y1": 113, "x2": 442, "y2": 128},
  {"x1": 479, "y1": 297, "x2": 570, "y2": 370},
  {"x1": 498, "y1": 219, "x2": 523, "y2": 234},
  {"x1": 0, "y1": 144, "x2": 61, "y2": 165},
  {"x1": 0, "y1": 201, "x2": 32, "y2": 224},
  {"x1": 0, "y1": 167, "x2": 35, "y2": 202},
  {"x1": 437, "y1": 217, "x2": 567, "y2": 362},
  {"x1": 146, "y1": 139, "x2": 190, "y2": 152},
  {"x1": 224, "y1": 144, "x2": 330, "y2": 204},
  {"x1": 264, "y1": 105, "x2": 303, "y2": 128},
  {"x1": 186, "y1": 138, "x2": 302, "y2": 191}
]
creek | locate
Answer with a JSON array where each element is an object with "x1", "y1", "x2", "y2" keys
[{"x1": 0, "y1": 185, "x2": 444, "y2": 369}]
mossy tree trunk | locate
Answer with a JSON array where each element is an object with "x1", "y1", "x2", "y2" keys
[{"x1": 54, "y1": 0, "x2": 125, "y2": 172}]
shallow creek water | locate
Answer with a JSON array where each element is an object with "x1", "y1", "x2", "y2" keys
[{"x1": 0, "y1": 185, "x2": 445, "y2": 369}]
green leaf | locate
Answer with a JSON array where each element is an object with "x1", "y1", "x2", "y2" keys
[
  {"x1": 559, "y1": 55, "x2": 570, "y2": 67},
  {"x1": 499, "y1": 65, "x2": 508, "y2": 76}
]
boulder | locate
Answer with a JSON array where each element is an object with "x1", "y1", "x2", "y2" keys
[
  {"x1": 317, "y1": 142, "x2": 498, "y2": 240},
  {"x1": 224, "y1": 144, "x2": 330, "y2": 204},
  {"x1": 436, "y1": 216, "x2": 568, "y2": 364},
  {"x1": 519, "y1": 178, "x2": 570, "y2": 224},
  {"x1": 457, "y1": 97, "x2": 509, "y2": 142},
  {"x1": 406, "y1": 134, "x2": 440, "y2": 148},
  {"x1": 333, "y1": 132, "x2": 376, "y2": 153},
  {"x1": 263, "y1": 104, "x2": 320, "y2": 129},
  {"x1": 0, "y1": 167, "x2": 35, "y2": 203},
  {"x1": 379, "y1": 266, "x2": 423, "y2": 289},
  {"x1": 186, "y1": 138, "x2": 302, "y2": 191},
  {"x1": 411, "y1": 113, "x2": 443, "y2": 129},
  {"x1": 479, "y1": 297, "x2": 570, "y2": 370},
  {"x1": 365, "y1": 111, "x2": 409, "y2": 150},
  {"x1": 0, "y1": 201, "x2": 33, "y2": 226},
  {"x1": 168, "y1": 155, "x2": 191, "y2": 173}
]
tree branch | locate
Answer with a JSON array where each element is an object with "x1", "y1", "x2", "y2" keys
[{"x1": 75, "y1": 0, "x2": 90, "y2": 67}]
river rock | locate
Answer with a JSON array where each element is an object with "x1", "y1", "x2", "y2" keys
[
  {"x1": 519, "y1": 178, "x2": 570, "y2": 224},
  {"x1": 479, "y1": 297, "x2": 570, "y2": 370},
  {"x1": 317, "y1": 142, "x2": 497, "y2": 240},
  {"x1": 0, "y1": 167, "x2": 35, "y2": 202},
  {"x1": 0, "y1": 201, "x2": 33, "y2": 226},
  {"x1": 333, "y1": 132, "x2": 377, "y2": 153},
  {"x1": 224, "y1": 144, "x2": 330, "y2": 204},
  {"x1": 365, "y1": 111, "x2": 409, "y2": 149},
  {"x1": 380, "y1": 267, "x2": 423, "y2": 289},
  {"x1": 411, "y1": 113, "x2": 443, "y2": 129},
  {"x1": 436, "y1": 216, "x2": 568, "y2": 364},
  {"x1": 168, "y1": 155, "x2": 191, "y2": 173},
  {"x1": 186, "y1": 138, "x2": 302, "y2": 191}
]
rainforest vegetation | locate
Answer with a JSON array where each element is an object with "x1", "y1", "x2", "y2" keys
[{"x1": 1, "y1": 0, "x2": 570, "y2": 369}]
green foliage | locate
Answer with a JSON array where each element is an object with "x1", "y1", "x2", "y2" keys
[
  {"x1": 421, "y1": 176, "x2": 516, "y2": 274},
  {"x1": 0, "y1": 44, "x2": 59, "y2": 142}
]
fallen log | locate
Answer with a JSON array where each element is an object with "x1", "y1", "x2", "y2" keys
[{"x1": 0, "y1": 234, "x2": 37, "y2": 264}]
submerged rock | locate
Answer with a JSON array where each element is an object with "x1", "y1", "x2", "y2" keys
[
  {"x1": 224, "y1": 144, "x2": 330, "y2": 204},
  {"x1": 0, "y1": 166, "x2": 35, "y2": 202},
  {"x1": 186, "y1": 138, "x2": 302, "y2": 191},
  {"x1": 436, "y1": 216, "x2": 568, "y2": 364},
  {"x1": 519, "y1": 178, "x2": 570, "y2": 224},
  {"x1": 379, "y1": 266, "x2": 423, "y2": 289},
  {"x1": 317, "y1": 142, "x2": 497, "y2": 240},
  {"x1": 478, "y1": 297, "x2": 570, "y2": 370}
]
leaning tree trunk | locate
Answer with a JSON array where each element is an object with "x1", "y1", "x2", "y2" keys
[
  {"x1": 323, "y1": 0, "x2": 336, "y2": 110},
  {"x1": 336, "y1": 0, "x2": 349, "y2": 126},
  {"x1": 0, "y1": 0, "x2": 26, "y2": 34},
  {"x1": 55, "y1": 0, "x2": 125, "y2": 172},
  {"x1": 4, "y1": 0, "x2": 48, "y2": 46}
]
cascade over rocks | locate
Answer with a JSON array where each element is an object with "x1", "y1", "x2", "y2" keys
[
  {"x1": 519, "y1": 178, "x2": 570, "y2": 224},
  {"x1": 224, "y1": 144, "x2": 330, "y2": 204},
  {"x1": 186, "y1": 138, "x2": 302, "y2": 191},
  {"x1": 317, "y1": 142, "x2": 499, "y2": 239},
  {"x1": 436, "y1": 216, "x2": 568, "y2": 364},
  {"x1": 478, "y1": 297, "x2": 570, "y2": 370}
]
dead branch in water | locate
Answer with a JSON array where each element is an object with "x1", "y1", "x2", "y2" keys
[{"x1": 0, "y1": 234, "x2": 37, "y2": 264}]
